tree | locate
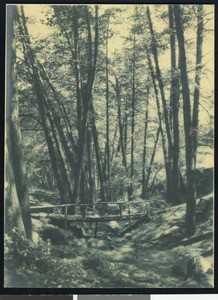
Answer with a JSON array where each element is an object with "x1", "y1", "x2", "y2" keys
[
  {"x1": 169, "y1": 4, "x2": 181, "y2": 205},
  {"x1": 141, "y1": 85, "x2": 149, "y2": 199},
  {"x1": 173, "y1": 4, "x2": 204, "y2": 236},
  {"x1": 192, "y1": 5, "x2": 204, "y2": 170},
  {"x1": 5, "y1": 5, "x2": 32, "y2": 239}
]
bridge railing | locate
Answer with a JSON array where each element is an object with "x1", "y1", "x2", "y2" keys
[{"x1": 30, "y1": 200, "x2": 150, "y2": 229}]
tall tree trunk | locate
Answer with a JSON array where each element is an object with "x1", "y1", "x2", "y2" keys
[
  {"x1": 90, "y1": 102, "x2": 107, "y2": 202},
  {"x1": 146, "y1": 6, "x2": 173, "y2": 200},
  {"x1": 73, "y1": 6, "x2": 99, "y2": 204},
  {"x1": 6, "y1": 5, "x2": 32, "y2": 239},
  {"x1": 146, "y1": 49, "x2": 171, "y2": 200},
  {"x1": 130, "y1": 31, "x2": 136, "y2": 199},
  {"x1": 19, "y1": 7, "x2": 71, "y2": 205},
  {"x1": 5, "y1": 136, "x2": 26, "y2": 236},
  {"x1": 193, "y1": 5, "x2": 204, "y2": 169},
  {"x1": 174, "y1": 4, "x2": 196, "y2": 236},
  {"x1": 145, "y1": 127, "x2": 161, "y2": 196},
  {"x1": 141, "y1": 85, "x2": 149, "y2": 199},
  {"x1": 87, "y1": 129, "x2": 95, "y2": 204},
  {"x1": 169, "y1": 5, "x2": 181, "y2": 205},
  {"x1": 115, "y1": 77, "x2": 127, "y2": 172},
  {"x1": 105, "y1": 16, "x2": 111, "y2": 200}
]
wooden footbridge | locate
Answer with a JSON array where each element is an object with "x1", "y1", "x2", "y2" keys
[{"x1": 30, "y1": 201, "x2": 150, "y2": 237}]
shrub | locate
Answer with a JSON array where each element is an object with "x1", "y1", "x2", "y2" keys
[
  {"x1": 5, "y1": 228, "x2": 86, "y2": 287},
  {"x1": 84, "y1": 251, "x2": 118, "y2": 277}
]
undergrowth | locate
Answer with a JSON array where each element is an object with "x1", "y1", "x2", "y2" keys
[{"x1": 5, "y1": 229, "x2": 86, "y2": 287}]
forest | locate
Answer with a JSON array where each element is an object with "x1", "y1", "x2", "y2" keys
[{"x1": 5, "y1": 4, "x2": 214, "y2": 288}]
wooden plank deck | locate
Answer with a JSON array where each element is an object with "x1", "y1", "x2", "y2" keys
[
  {"x1": 48, "y1": 212, "x2": 146, "y2": 222},
  {"x1": 30, "y1": 201, "x2": 148, "y2": 236}
]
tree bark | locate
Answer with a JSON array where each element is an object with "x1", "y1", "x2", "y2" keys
[
  {"x1": 174, "y1": 4, "x2": 196, "y2": 236},
  {"x1": 5, "y1": 138, "x2": 26, "y2": 236},
  {"x1": 115, "y1": 77, "x2": 127, "y2": 172},
  {"x1": 141, "y1": 85, "x2": 149, "y2": 199},
  {"x1": 146, "y1": 7, "x2": 173, "y2": 160},
  {"x1": 130, "y1": 31, "x2": 136, "y2": 199},
  {"x1": 19, "y1": 7, "x2": 72, "y2": 205},
  {"x1": 73, "y1": 6, "x2": 99, "y2": 204},
  {"x1": 146, "y1": 49, "x2": 171, "y2": 200},
  {"x1": 169, "y1": 5, "x2": 181, "y2": 205},
  {"x1": 192, "y1": 5, "x2": 204, "y2": 169},
  {"x1": 90, "y1": 102, "x2": 107, "y2": 202},
  {"x1": 145, "y1": 127, "x2": 161, "y2": 197},
  {"x1": 6, "y1": 5, "x2": 32, "y2": 239},
  {"x1": 105, "y1": 16, "x2": 111, "y2": 200}
]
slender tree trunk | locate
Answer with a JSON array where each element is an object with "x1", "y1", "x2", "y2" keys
[
  {"x1": 115, "y1": 77, "x2": 127, "y2": 171},
  {"x1": 146, "y1": 49, "x2": 171, "y2": 200},
  {"x1": 141, "y1": 85, "x2": 149, "y2": 199},
  {"x1": 19, "y1": 8, "x2": 73, "y2": 205},
  {"x1": 146, "y1": 7, "x2": 173, "y2": 151},
  {"x1": 174, "y1": 4, "x2": 196, "y2": 236},
  {"x1": 105, "y1": 16, "x2": 111, "y2": 201},
  {"x1": 37, "y1": 61, "x2": 76, "y2": 164},
  {"x1": 169, "y1": 5, "x2": 181, "y2": 205},
  {"x1": 145, "y1": 127, "x2": 161, "y2": 196},
  {"x1": 6, "y1": 5, "x2": 32, "y2": 239},
  {"x1": 73, "y1": 6, "x2": 99, "y2": 204},
  {"x1": 146, "y1": 6, "x2": 173, "y2": 200},
  {"x1": 193, "y1": 5, "x2": 204, "y2": 169},
  {"x1": 130, "y1": 31, "x2": 136, "y2": 199},
  {"x1": 87, "y1": 129, "x2": 94, "y2": 204},
  {"x1": 90, "y1": 102, "x2": 107, "y2": 202}
]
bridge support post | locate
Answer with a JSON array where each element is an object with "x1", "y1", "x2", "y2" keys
[
  {"x1": 128, "y1": 204, "x2": 131, "y2": 226},
  {"x1": 64, "y1": 206, "x2": 68, "y2": 229},
  {"x1": 119, "y1": 203, "x2": 123, "y2": 217},
  {"x1": 94, "y1": 221, "x2": 98, "y2": 238}
]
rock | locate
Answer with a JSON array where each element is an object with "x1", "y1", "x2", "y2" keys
[
  {"x1": 108, "y1": 221, "x2": 119, "y2": 229},
  {"x1": 31, "y1": 218, "x2": 43, "y2": 231},
  {"x1": 189, "y1": 256, "x2": 212, "y2": 278},
  {"x1": 71, "y1": 238, "x2": 86, "y2": 247},
  {"x1": 108, "y1": 221, "x2": 119, "y2": 234},
  {"x1": 41, "y1": 225, "x2": 67, "y2": 245},
  {"x1": 32, "y1": 231, "x2": 41, "y2": 243},
  {"x1": 70, "y1": 225, "x2": 86, "y2": 238},
  {"x1": 196, "y1": 195, "x2": 213, "y2": 221},
  {"x1": 172, "y1": 256, "x2": 212, "y2": 280},
  {"x1": 172, "y1": 260, "x2": 188, "y2": 278},
  {"x1": 87, "y1": 238, "x2": 106, "y2": 249},
  {"x1": 195, "y1": 168, "x2": 213, "y2": 198}
]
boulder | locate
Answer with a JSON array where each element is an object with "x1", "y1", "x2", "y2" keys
[
  {"x1": 71, "y1": 238, "x2": 86, "y2": 247},
  {"x1": 172, "y1": 260, "x2": 188, "y2": 278},
  {"x1": 87, "y1": 238, "x2": 106, "y2": 249},
  {"x1": 108, "y1": 221, "x2": 119, "y2": 235},
  {"x1": 195, "y1": 168, "x2": 213, "y2": 197},
  {"x1": 189, "y1": 256, "x2": 212, "y2": 278},
  {"x1": 32, "y1": 231, "x2": 41, "y2": 243},
  {"x1": 31, "y1": 218, "x2": 43, "y2": 231},
  {"x1": 70, "y1": 225, "x2": 86, "y2": 238},
  {"x1": 172, "y1": 256, "x2": 213, "y2": 279},
  {"x1": 41, "y1": 225, "x2": 67, "y2": 245}
]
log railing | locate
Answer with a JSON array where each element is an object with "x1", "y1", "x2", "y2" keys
[{"x1": 30, "y1": 201, "x2": 148, "y2": 231}]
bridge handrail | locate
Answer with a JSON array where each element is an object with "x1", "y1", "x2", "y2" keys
[
  {"x1": 30, "y1": 200, "x2": 149, "y2": 232},
  {"x1": 30, "y1": 200, "x2": 146, "y2": 210}
]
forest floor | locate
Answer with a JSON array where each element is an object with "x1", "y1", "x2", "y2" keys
[{"x1": 4, "y1": 193, "x2": 213, "y2": 288}]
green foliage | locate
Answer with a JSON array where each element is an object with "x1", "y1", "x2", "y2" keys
[
  {"x1": 5, "y1": 229, "x2": 86, "y2": 287},
  {"x1": 84, "y1": 251, "x2": 118, "y2": 277}
]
